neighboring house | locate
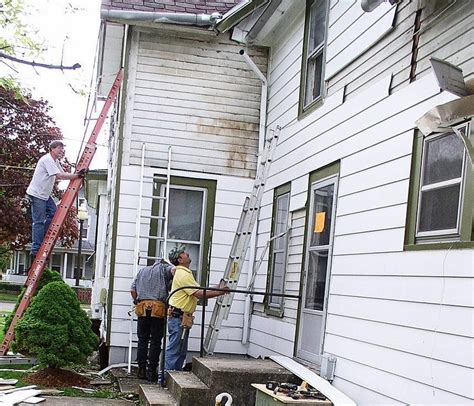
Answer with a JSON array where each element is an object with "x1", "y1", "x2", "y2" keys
[
  {"x1": 7, "y1": 189, "x2": 96, "y2": 287},
  {"x1": 96, "y1": 0, "x2": 473, "y2": 404}
]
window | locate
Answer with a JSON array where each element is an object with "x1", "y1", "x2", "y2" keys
[
  {"x1": 300, "y1": 0, "x2": 329, "y2": 114},
  {"x1": 149, "y1": 177, "x2": 216, "y2": 285},
  {"x1": 266, "y1": 184, "x2": 290, "y2": 316},
  {"x1": 406, "y1": 122, "x2": 473, "y2": 247},
  {"x1": 49, "y1": 254, "x2": 62, "y2": 273}
]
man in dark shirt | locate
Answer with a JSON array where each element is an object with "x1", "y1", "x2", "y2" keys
[{"x1": 131, "y1": 260, "x2": 174, "y2": 382}]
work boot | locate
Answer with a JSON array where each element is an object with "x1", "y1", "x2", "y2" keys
[
  {"x1": 147, "y1": 368, "x2": 158, "y2": 383},
  {"x1": 137, "y1": 366, "x2": 146, "y2": 380}
]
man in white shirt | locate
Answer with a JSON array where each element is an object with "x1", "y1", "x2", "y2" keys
[{"x1": 26, "y1": 140, "x2": 83, "y2": 256}]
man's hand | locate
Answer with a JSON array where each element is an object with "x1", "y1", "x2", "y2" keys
[{"x1": 77, "y1": 168, "x2": 88, "y2": 178}]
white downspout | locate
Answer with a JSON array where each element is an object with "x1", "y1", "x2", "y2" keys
[{"x1": 239, "y1": 49, "x2": 268, "y2": 345}]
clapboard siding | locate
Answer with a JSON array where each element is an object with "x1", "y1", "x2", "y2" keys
[
  {"x1": 332, "y1": 357, "x2": 471, "y2": 405},
  {"x1": 247, "y1": 1, "x2": 474, "y2": 403},
  {"x1": 109, "y1": 165, "x2": 254, "y2": 354},
  {"x1": 127, "y1": 28, "x2": 267, "y2": 178}
]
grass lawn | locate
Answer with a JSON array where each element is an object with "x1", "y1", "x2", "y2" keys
[{"x1": 0, "y1": 292, "x2": 19, "y2": 302}]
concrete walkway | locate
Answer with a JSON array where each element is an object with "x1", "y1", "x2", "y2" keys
[
  {"x1": 19, "y1": 396, "x2": 133, "y2": 405},
  {"x1": 0, "y1": 301, "x2": 16, "y2": 312}
]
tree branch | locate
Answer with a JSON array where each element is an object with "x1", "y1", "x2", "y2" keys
[{"x1": 0, "y1": 51, "x2": 81, "y2": 70}]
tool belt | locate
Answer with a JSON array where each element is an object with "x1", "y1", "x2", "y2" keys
[
  {"x1": 135, "y1": 300, "x2": 166, "y2": 318},
  {"x1": 168, "y1": 306, "x2": 194, "y2": 329}
]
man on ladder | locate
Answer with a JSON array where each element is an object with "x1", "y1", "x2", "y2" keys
[{"x1": 26, "y1": 140, "x2": 86, "y2": 258}]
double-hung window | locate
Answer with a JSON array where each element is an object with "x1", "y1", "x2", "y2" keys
[
  {"x1": 300, "y1": 0, "x2": 329, "y2": 114},
  {"x1": 266, "y1": 184, "x2": 290, "y2": 316},
  {"x1": 406, "y1": 121, "x2": 473, "y2": 247}
]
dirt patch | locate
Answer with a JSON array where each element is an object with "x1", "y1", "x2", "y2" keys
[{"x1": 25, "y1": 367, "x2": 90, "y2": 388}]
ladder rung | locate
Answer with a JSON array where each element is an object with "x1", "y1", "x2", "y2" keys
[
  {"x1": 139, "y1": 235, "x2": 164, "y2": 241},
  {"x1": 140, "y1": 214, "x2": 166, "y2": 220},
  {"x1": 139, "y1": 255, "x2": 162, "y2": 261}
]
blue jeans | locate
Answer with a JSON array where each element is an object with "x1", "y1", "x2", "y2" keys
[
  {"x1": 30, "y1": 195, "x2": 56, "y2": 254},
  {"x1": 165, "y1": 316, "x2": 188, "y2": 371}
]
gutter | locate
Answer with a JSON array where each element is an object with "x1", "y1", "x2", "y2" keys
[{"x1": 100, "y1": 9, "x2": 222, "y2": 27}]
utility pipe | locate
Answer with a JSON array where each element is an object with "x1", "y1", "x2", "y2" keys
[
  {"x1": 101, "y1": 9, "x2": 222, "y2": 27},
  {"x1": 239, "y1": 49, "x2": 268, "y2": 345}
]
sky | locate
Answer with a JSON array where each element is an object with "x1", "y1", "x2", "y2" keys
[{"x1": 1, "y1": 0, "x2": 107, "y2": 169}]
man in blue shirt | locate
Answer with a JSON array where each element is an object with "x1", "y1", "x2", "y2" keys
[{"x1": 131, "y1": 260, "x2": 175, "y2": 382}]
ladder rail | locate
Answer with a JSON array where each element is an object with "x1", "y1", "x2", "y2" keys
[
  {"x1": 162, "y1": 146, "x2": 172, "y2": 259},
  {"x1": 0, "y1": 69, "x2": 124, "y2": 356},
  {"x1": 128, "y1": 143, "x2": 146, "y2": 374}
]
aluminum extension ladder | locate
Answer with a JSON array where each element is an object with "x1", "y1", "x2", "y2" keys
[
  {"x1": 203, "y1": 127, "x2": 280, "y2": 354},
  {"x1": 127, "y1": 144, "x2": 172, "y2": 373},
  {"x1": 0, "y1": 69, "x2": 124, "y2": 356}
]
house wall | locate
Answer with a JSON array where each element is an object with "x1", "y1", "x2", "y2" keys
[
  {"x1": 122, "y1": 26, "x2": 267, "y2": 178},
  {"x1": 247, "y1": 1, "x2": 474, "y2": 404},
  {"x1": 107, "y1": 164, "x2": 255, "y2": 364}
]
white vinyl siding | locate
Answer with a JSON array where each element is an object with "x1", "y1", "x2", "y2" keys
[
  {"x1": 247, "y1": 0, "x2": 473, "y2": 402},
  {"x1": 108, "y1": 165, "x2": 254, "y2": 357},
  {"x1": 125, "y1": 28, "x2": 267, "y2": 178}
]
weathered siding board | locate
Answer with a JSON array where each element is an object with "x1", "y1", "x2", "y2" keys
[{"x1": 127, "y1": 28, "x2": 267, "y2": 178}]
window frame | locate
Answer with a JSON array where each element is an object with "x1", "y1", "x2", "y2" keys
[
  {"x1": 148, "y1": 176, "x2": 216, "y2": 287},
  {"x1": 299, "y1": 0, "x2": 330, "y2": 118},
  {"x1": 405, "y1": 122, "x2": 474, "y2": 249},
  {"x1": 265, "y1": 183, "x2": 291, "y2": 317}
]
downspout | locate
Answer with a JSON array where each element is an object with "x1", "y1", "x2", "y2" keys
[
  {"x1": 239, "y1": 49, "x2": 268, "y2": 344},
  {"x1": 100, "y1": 9, "x2": 222, "y2": 27}
]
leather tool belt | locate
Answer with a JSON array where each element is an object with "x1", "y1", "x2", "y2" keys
[
  {"x1": 168, "y1": 306, "x2": 194, "y2": 328},
  {"x1": 135, "y1": 300, "x2": 166, "y2": 318}
]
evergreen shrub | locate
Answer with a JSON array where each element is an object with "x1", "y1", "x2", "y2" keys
[
  {"x1": 3, "y1": 268, "x2": 63, "y2": 335},
  {"x1": 13, "y1": 281, "x2": 98, "y2": 368}
]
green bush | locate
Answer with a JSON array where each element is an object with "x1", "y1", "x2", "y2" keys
[
  {"x1": 13, "y1": 281, "x2": 98, "y2": 368},
  {"x1": 3, "y1": 268, "x2": 63, "y2": 336}
]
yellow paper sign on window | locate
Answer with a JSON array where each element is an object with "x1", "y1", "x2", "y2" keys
[{"x1": 314, "y1": 212, "x2": 326, "y2": 233}]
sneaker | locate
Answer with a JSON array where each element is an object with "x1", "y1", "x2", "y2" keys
[{"x1": 137, "y1": 367, "x2": 146, "y2": 380}]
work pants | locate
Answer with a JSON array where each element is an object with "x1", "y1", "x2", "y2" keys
[
  {"x1": 136, "y1": 313, "x2": 165, "y2": 372},
  {"x1": 30, "y1": 195, "x2": 57, "y2": 254}
]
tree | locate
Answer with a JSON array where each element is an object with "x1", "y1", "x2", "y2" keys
[
  {"x1": 13, "y1": 281, "x2": 98, "y2": 368},
  {"x1": 0, "y1": 83, "x2": 78, "y2": 252},
  {"x1": 0, "y1": 0, "x2": 80, "y2": 71},
  {"x1": 3, "y1": 267, "x2": 64, "y2": 336}
]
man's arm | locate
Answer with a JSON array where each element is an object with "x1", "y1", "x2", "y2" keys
[
  {"x1": 131, "y1": 289, "x2": 138, "y2": 304},
  {"x1": 56, "y1": 172, "x2": 81, "y2": 181},
  {"x1": 192, "y1": 286, "x2": 228, "y2": 299}
]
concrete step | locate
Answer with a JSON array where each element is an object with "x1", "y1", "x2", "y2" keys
[
  {"x1": 192, "y1": 356, "x2": 297, "y2": 406},
  {"x1": 139, "y1": 384, "x2": 177, "y2": 406},
  {"x1": 166, "y1": 371, "x2": 209, "y2": 406}
]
